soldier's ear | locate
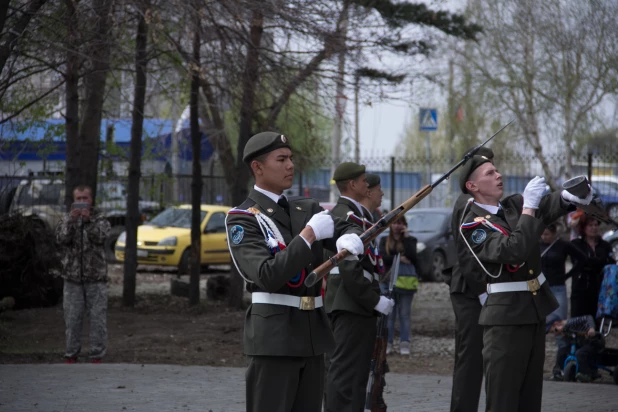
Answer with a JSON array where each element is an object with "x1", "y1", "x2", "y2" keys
[{"x1": 465, "y1": 181, "x2": 477, "y2": 193}]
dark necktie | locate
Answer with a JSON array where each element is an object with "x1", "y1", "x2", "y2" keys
[
  {"x1": 496, "y1": 207, "x2": 506, "y2": 220},
  {"x1": 277, "y1": 197, "x2": 290, "y2": 215}
]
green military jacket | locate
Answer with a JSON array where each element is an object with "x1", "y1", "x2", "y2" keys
[
  {"x1": 226, "y1": 189, "x2": 361, "y2": 357},
  {"x1": 447, "y1": 193, "x2": 487, "y2": 297},
  {"x1": 458, "y1": 191, "x2": 570, "y2": 326},
  {"x1": 325, "y1": 197, "x2": 380, "y2": 316}
]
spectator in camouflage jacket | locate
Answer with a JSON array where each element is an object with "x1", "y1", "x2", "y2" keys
[{"x1": 55, "y1": 185, "x2": 110, "y2": 362}]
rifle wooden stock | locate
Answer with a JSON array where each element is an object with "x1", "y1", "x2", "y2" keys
[{"x1": 304, "y1": 184, "x2": 433, "y2": 287}]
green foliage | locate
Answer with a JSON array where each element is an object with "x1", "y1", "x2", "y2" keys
[
  {"x1": 351, "y1": 0, "x2": 482, "y2": 39},
  {"x1": 355, "y1": 68, "x2": 405, "y2": 84}
]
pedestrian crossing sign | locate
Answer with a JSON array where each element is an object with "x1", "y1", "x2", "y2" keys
[{"x1": 419, "y1": 108, "x2": 438, "y2": 131}]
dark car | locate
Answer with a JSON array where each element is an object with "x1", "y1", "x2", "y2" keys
[
  {"x1": 593, "y1": 181, "x2": 618, "y2": 221},
  {"x1": 378, "y1": 208, "x2": 456, "y2": 281}
]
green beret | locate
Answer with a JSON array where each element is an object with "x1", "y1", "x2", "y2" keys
[
  {"x1": 333, "y1": 162, "x2": 365, "y2": 182},
  {"x1": 462, "y1": 146, "x2": 494, "y2": 160},
  {"x1": 366, "y1": 174, "x2": 381, "y2": 188},
  {"x1": 243, "y1": 131, "x2": 291, "y2": 164},
  {"x1": 459, "y1": 155, "x2": 493, "y2": 193}
]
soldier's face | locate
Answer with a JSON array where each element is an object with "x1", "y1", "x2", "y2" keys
[
  {"x1": 350, "y1": 174, "x2": 369, "y2": 199},
  {"x1": 367, "y1": 184, "x2": 384, "y2": 209},
  {"x1": 253, "y1": 148, "x2": 294, "y2": 192},
  {"x1": 467, "y1": 162, "x2": 503, "y2": 202},
  {"x1": 73, "y1": 188, "x2": 93, "y2": 207}
]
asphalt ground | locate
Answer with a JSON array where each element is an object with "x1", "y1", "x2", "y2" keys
[{"x1": 1, "y1": 363, "x2": 617, "y2": 412}]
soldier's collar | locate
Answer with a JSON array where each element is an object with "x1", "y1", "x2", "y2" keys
[
  {"x1": 340, "y1": 195, "x2": 364, "y2": 216},
  {"x1": 253, "y1": 185, "x2": 287, "y2": 204},
  {"x1": 473, "y1": 201, "x2": 502, "y2": 215}
]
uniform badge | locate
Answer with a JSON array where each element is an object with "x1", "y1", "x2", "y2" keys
[
  {"x1": 296, "y1": 206, "x2": 302, "y2": 210},
  {"x1": 229, "y1": 225, "x2": 245, "y2": 245},
  {"x1": 267, "y1": 208, "x2": 274, "y2": 213},
  {"x1": 485, "y1": 215, "x2": 491, "y2": 219},
  {"x1": 471, "y1": 229, "x2": 487, "y2": 244},
  {"x1": 281, "y1": 135, "x2": 287, "y2": 143},
  {"x1": 248, "y1": 207, "x2": 260, "y2": 215},
  {"x1": 474, "y1": 217, "x2": 484, "y2": 222}
]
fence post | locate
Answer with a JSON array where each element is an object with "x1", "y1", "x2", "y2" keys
[
  {"x1": 587, "y1": 152, "x2": 593, "y2": 183},
  {"x1": 390, "y1": 156, "x2": 395, "y2": 210}
]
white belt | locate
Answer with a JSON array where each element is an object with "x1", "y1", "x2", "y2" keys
[
  {"x1": 252, "y1": 292, "x2": 323, "y2": 310},
  {"x1": 487, "y1": 274, "x2": 546, "y2": 294},
  {"x1": 330, "y1": 267, "x2": 379, "y2": 282}
]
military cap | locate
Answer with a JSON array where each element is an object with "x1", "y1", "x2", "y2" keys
[
  {"x1": 333, "y1": 162, "x2": 366, "y2": 182},
  {"x1": 459, "y1": 154, "x2": 493, "y2": 193},
  {"x1": 366, "y1": 174, "x2": 381, "y2": 188},
  {"x1": 462, "y1": 145, "x2": 494, "y2": 160},
  {"x1": 242, "y1": 131, "x2": 291, "y2": 164}
]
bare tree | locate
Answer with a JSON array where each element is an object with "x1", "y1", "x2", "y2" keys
[
  {"x1": 465, "y1": 0, "x2": 618, "y2": 189},
  {"x1": 123, "y1": 0, "x2": 150, "y2": 307}
]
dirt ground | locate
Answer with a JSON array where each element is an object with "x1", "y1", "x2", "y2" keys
[{"x1": 1, "y1": 264, "x2": 616, "y2": 382}]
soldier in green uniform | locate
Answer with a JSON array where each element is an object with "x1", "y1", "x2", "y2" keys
[
  {"x1": 361, "y1": 173, "x2": 384, "y2": 223},
  {"x1": 325, "y1": 163, "x2": 394, "y2": 412},
  {"x1": 226, "y1": 132, "x2": 366, "y2": 412},
  {"x1": 446, "y1": 147, "x2": 494, "y2": 412},
  {"x1": 456, "y1": 156, "x2": 592, "y2": 412}
]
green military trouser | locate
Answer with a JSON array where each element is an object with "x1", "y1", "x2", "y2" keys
[
  {"x1": 483, "y1": 322, "x2": 545, "y2": 412},
  {"x1": 450, "y1": 292, "x2": 484, "y2": 412},
  {"x1": 246, "y1": 354, "x2": 324, "y2": 412},
  {"x1": 326, "y1": 311, "x2": 377, "y2": 412}
]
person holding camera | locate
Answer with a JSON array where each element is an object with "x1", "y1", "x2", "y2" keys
[{"x1": 56, "y1": 185, "x2": 110, "y2": 363}]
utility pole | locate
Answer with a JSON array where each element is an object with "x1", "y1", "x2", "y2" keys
[{"x1": 330, "y1": 8, "x2": 349, "y2": 203}]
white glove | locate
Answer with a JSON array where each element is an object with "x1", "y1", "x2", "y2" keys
[
  {"x1": 561, "y1": 186, "x2": 593, "y2": 206},
  {"x1": 479, "y1": 292, "x2": 488, "y2": 306},
  {"x1": 306, "y1": 211, "x2": 334, "y2": 241},
  {"x1": 522, "y1": 176, "x2": 546, "y2": 209},
  {"x1": 336, "y1": 234, "x2": 365, "y2": 260},
  {"x1": 374, "y1": 296, "x2": 395, "y2": 315}
]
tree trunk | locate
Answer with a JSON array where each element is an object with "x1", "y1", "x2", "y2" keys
[
  {"x1": 77, "y1": 0, "x2": 114, "y2": 203},
  {"x1": 63, "y1": 0, "x2": 80, "y2": 209},
  {"x1": 0, "y1": 0, "x2": 48, "y2": 75},
  {"x1": 123, "y1": 1, "x2": 149, "y2": 307},
  {"x1": 189, "y1": 17, "x2": 202, "y2": 306}
]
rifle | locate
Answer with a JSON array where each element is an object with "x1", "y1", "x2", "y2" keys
[
  {"x1": 563, "y1": 176, "x2": 618, "y2": 227},
  {"x1": 304, "y1": 119, "x2": 515, "y2": 288},
  {"x1": 365, "y1": 253, "x2": 400, "y2": 412}
]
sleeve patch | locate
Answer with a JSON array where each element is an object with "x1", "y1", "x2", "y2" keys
[
  {"x1": 471, "y1": 229, "x2": 487, "y2": 244},
  {"x1": 229, "y1": 225, "x2": 245, "y2": 244}
]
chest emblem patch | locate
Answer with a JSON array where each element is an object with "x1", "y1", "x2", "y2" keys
[
  {"x1": 471, "y1": 229, "x2": 487, "y2": 244},
  {"x1": 229, "y1": 225, "x2": 245, "y2": 245}
]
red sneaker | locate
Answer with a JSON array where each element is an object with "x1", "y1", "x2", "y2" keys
[
  {"x1": 91, "y1": 359, "x2": 102, "y2": 364},
  {"x1": 65, "y1": 358, "x2": 77, "y2": 364}
]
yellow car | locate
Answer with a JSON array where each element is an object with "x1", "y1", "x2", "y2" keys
[{"x1": 114, "y1": 204, "x2": 231, "y2": 272}]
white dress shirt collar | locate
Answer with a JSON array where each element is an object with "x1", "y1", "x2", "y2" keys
[
  {"x1": 254, "y1": 185, "x2": 286, "y2": 204},
  {"x1": 474, "y1": 201, "x2": 502, "y2": 215},
  {"x1": 340, "y1": 195, "x2": 364, "y2": 216}
]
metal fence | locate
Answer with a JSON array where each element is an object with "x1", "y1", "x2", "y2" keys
[{"x1": 2, "y1": 150, "x2": 618, "y2": 220}]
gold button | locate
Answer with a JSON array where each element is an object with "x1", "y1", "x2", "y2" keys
[
  {"x1": 529, "y1": 269, "x2": 534, "y2": 275},
  {"x1": 296, "y1": 206, "x2": 302, "y2": 210},
  {"x1": 267, "y1": 208, "x2": 274, "y2": 213},
  {"x1": 485, "y1": 215, "x2": 491, "y2": 219}
]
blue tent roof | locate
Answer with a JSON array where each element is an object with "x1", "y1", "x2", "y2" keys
[
  {"x1": 0, "y1": 119, "x2": 213, "y2": 162},
  {"x1": 0, "y1": 118, "x2": 174, "y2": 143}
]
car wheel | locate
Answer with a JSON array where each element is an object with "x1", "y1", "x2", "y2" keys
[
  {"x1": 105, "y1": 226, "x2": 125, "y2": 263},
  {"x1": 425, "y1": 250, "x2": 446, "y2": 282},
  {"x1": 178, "y1": 248, "x2": 191, "y2": 275},
  {"x1": 609, "y1": 204, "x2": 618, "y2": 221}
]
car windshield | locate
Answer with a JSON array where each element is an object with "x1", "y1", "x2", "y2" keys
[
  {"x1": 405, "y1": 212, "x2": 448, "y2": 233},
  {"x1": 149, "y1": 208, "x2": 207, "y2": 228}
]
